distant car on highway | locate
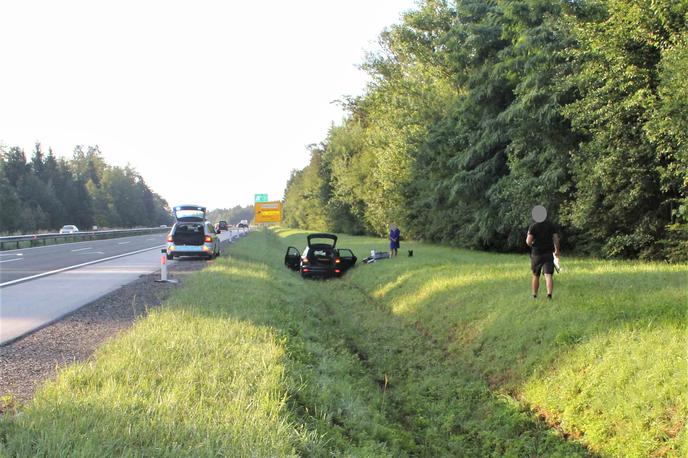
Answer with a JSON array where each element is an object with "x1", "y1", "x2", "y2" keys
[
  {"x1": 284, "y1": 233, "x2": 357, "y2": 279},
  {"x1": 59, "y1": 225, "x2": 79, "y2": 234},
  {"x1": 237, "y1": 219, "x2": 249, "y2": 228},
  {"x1": 166, "y1": 205, "x2": 220, "y2": 260}
]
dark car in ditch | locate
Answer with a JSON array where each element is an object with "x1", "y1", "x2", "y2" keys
[
  {"x1": 166, "y1": 205, "x2": 221, "y2": 260},
  {"x1": 284, "y1": 233, "x2": 357, "y2": 278}
]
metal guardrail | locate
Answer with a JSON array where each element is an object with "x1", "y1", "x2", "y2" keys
[{"x1": 0, "y1": 227, "x2": 170, "y2": 251}]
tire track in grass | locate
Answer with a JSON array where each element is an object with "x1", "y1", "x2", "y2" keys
[{"x1": 257, "y1": 228, "x2": 595, "y2": 456}]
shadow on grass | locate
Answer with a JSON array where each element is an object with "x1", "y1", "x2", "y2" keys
[
  {"x1": 268, "y1": 228, "x2": 687, "y2": 455},
  {"x1": 180, "y1": 240, "x2": 597, "y2": 456},
  {"x1": 0, "y1": 230, "x2": 605, "y2": 456}
]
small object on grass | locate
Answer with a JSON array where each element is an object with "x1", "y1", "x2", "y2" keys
[
  {"x1": 408, "y1": 250, "x2": 413, "y2": 257},
  {"x1": 364, "y1": 251, "x2": 391, "y2": 264}
]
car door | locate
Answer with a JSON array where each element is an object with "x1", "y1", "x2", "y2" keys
[
  {"x1": 336, "y1": 248, "x2": 357, "y2": 271},
  {"x1": 284, "y1": 246, "x2": 301, "y2": 270}
]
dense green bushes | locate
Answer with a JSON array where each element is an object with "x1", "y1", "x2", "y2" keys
[
  {"x1": 0, "y1": 143, "x2": 171, "y2": 233},
  {"x1": 283, "y1": 0, "x2": 688, "y2": 261}
]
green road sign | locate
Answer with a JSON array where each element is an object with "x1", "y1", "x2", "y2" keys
[{"x1": 255, "y1": 194, "x2": 268, "y2": 202}]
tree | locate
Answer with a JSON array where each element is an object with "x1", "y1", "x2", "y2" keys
[
  {"x1": 561, "y1": 0, "x2": 688, "y2": 258},
  {"x1": 0, "y1": 158, "x2": 22, "y2": 233}
]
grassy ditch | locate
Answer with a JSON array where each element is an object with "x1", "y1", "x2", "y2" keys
[{"x1": 1, "y1": 228, "x2": 685, "y2": 456}]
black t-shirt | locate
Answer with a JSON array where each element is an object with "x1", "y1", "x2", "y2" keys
[{"x1": 528, "y1": 221, "x2": 559, "y2": 255}]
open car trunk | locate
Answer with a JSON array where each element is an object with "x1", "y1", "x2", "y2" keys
[
  {"x1": 307, "y1": 233, "x2": 337, "y2": 249},
  {"x1": 173, "y1": 222, "x2": 205, "y2": 246},
  {"x1": 307, "y1": 245, "x2": 335, "y2": 267},
  {"x1": 174, "y1": 204, "x2": 207, "y2": 222}
]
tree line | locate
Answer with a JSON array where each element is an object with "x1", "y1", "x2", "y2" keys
[
  {"x1": 283, "y1": 0, "x2": 687, "y2": 261},
  {"x1": 207, "y1": 205, "x2": 255, "y2": 226},
  {"x1": 0, "y1": 143, "x2": 172, "y2": 234}
]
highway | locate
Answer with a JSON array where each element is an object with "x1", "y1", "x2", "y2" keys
[
  {"x1": 0, "y1": 232, "x2": 169, "y2": 286},
  {"x1": 0, "y1": 229, "x2": 241, "y2": 345}
]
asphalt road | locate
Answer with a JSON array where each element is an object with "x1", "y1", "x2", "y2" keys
[
  {"x1": 0, "y1": 233, "x2": 169, "y2": 285},
  {"x1": 0, "y1": 229, "x2": 243, "y2": 344}
]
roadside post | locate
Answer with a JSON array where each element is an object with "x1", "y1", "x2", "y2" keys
[{"x1": 155, "y1": 249, "x2": 178, "y2": 283}]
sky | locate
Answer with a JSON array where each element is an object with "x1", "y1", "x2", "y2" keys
[{"x1": 0, "y1": 0, "x2": 417, "y2": 210}]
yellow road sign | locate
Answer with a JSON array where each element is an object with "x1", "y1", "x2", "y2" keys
[{"x1": 255, "y1": 201, "x2": 282, "y2": 223}]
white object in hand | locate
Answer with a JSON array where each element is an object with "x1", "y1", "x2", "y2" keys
[{"x1": 553, "y1": 254, "x2": 561, "y2": 272}]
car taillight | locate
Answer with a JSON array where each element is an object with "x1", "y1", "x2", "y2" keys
[
  {"x1": 335, "y1": 258, "x2": 341, "y2": 264},
  {"x1": 335, "y1": 269, "x2": 341, "y2": 274},
  {"x1": 302, "y1": 268, "x2": 310, "y2": 272},
  {"x1": 204, "y1": 235, "x2": 212, "y2": 243},
  {"x1": 167, "y1": 235, "x2": 173, "y2": 242}
]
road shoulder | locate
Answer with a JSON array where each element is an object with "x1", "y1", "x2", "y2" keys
[{"x1": 0, "y1": 260, "x2": 205, "y2": 411}]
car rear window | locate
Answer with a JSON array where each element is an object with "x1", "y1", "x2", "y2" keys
[
  {"x1": 175, "y1": 209, "x2": 205, "y2": 220},
  {"x1": 175, "y1": 223, "x2": 204, "y2": 234}
]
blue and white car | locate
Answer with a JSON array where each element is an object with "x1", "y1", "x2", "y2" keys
[{"x1": 166, "y1": 205, "x2": 220, "y2": 260}]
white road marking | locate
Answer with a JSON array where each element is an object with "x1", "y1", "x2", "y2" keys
[
  {"x1": 78, "y1": 251, "x2": 105, "y2": 255},
  {"x1": 71, "y1": 247, "x2": 93, "y2": 252},
  {"x1": 0, "y1": 232, "x2": 165, "y2": 252},
  {"x1": 0, "y1": 258, "x2": 23, "y2": 264},
  {"x1": 0, "y1": 245, "x2": 165, "y2": 288},
  {"x1": 117, "y1": 241, "x2": 131, "y2": 245}
]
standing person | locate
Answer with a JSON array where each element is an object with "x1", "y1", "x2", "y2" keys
[
  {"x1": 526, "y1": 206, "x2": 561, "y2": 300},
  {"x1": 389, "y1": 223, "x2": 400, "y2": 257}
]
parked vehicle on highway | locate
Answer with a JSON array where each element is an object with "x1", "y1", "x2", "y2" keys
[
  {"x1": 284, "y1": 233, "x2": 357, "y2": 279},
  {"x1": 237, "y1": 219, "x2": 249, "y2": 228},
  {"x1": 166, "y1": 205, "x2": 220, "y2": 260},
  {"x1": 59, "y1": 225, "x2": 79, "y2": 234}
]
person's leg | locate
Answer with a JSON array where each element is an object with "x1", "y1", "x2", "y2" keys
[
  {"x1": 543, "y1": 255, "x2": 555, "y2": 299},
  {"x1": 532, "y1": 273, "x2": 540, "y2": 297},
  {"x1": 545, "y1": 274, "x2": 553, "y2": 297},
  {"x1": 531, "y1": 255, "x2": 541, "y2": 297}
]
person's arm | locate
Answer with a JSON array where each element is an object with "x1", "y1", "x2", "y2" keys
[
  {"x1": 553, "y1": 233, "x2": 561, "y2": 256},
  {"x1": 526, "y1": 232, "x2": 534, "y2": 247}
]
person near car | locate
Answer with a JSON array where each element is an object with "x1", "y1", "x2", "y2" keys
[
  {"x1": 389, "y1": 223, "x2": 400, "y2": 257},
  {"x1": 526, "y1": 205, "x2": 561, "y2": 300}
]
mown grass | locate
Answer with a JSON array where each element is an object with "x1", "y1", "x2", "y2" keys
[
  {"x1": 275, "y1": 227, "x2": 686, "y2": 457},
  {"x1": 1, "y1": 228, "x2": 685, "y2": 456}
]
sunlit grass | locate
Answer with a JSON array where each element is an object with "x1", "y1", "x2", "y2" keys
[
  {"x1": 298, "y1": 229, "x2": 687, "y2": 456},
  {"x1": 1, "y1": 228, "x2": 685, "y2": 456}
]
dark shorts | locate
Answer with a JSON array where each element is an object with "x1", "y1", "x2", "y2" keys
[
  {"x1": 390, "y1": 241, "x2": 400, "y2": 250},
  {"x1": 531, "y1": 253, "x2": 554, "y2": 276}
]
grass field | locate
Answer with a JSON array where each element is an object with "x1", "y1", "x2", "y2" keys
[{"x1": 1, "y1": 228, "x2": 685, "y2": 456}]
